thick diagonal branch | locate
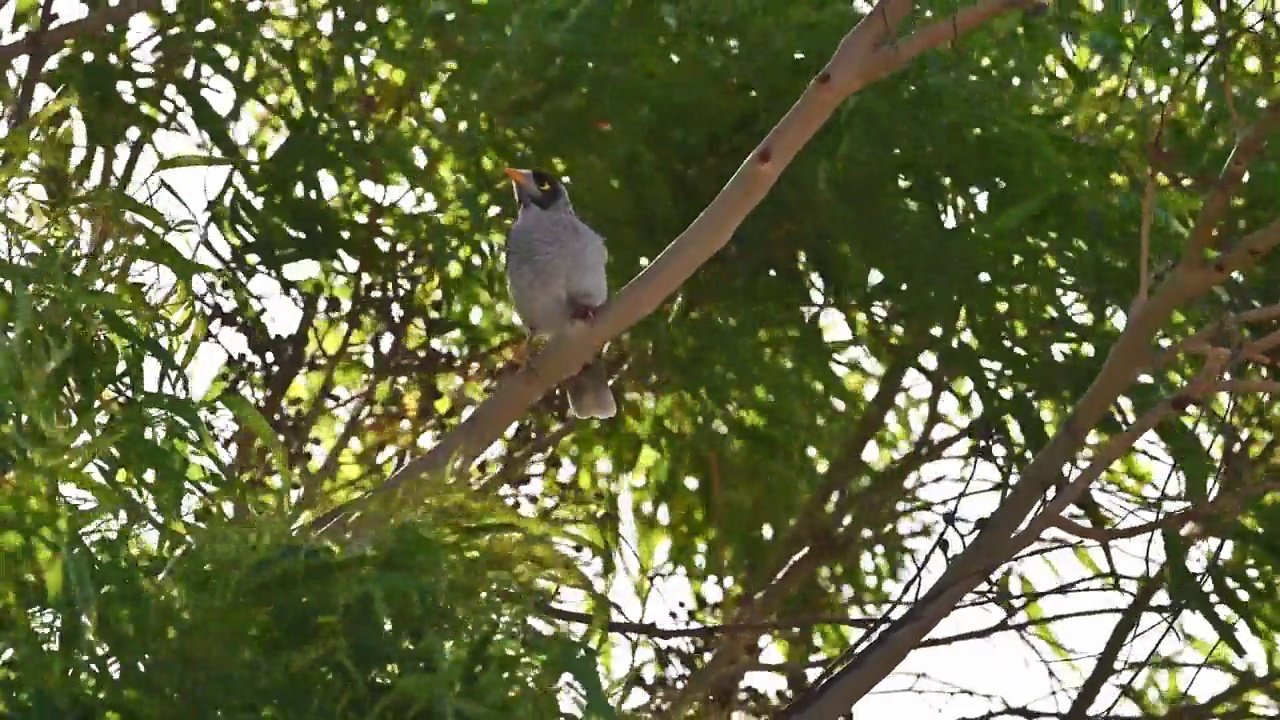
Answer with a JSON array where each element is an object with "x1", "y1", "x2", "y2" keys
[
  {"x1": 310, "y1": 0, "x2": 1040, "y2": 544},
  {"x1": 782, "y1": 105, "x2": 1280, "y2": 716}
]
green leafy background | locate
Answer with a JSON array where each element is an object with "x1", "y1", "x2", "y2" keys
[{"x1": 1, "y1": 0, "x2": 1277, "y2": 717}]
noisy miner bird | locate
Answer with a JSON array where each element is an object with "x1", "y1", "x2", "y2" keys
[{"x1": 503, "y1": 167, "x2": 617, "y2": 420}]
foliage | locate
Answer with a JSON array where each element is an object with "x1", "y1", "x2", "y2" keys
[{"x1": 0, "y1": 0, "x2": 1278, "y2": 718}]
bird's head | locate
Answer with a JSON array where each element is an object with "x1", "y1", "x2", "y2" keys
[{"x1": 505, "y1": 168, "x2": 573, "y2": 213}]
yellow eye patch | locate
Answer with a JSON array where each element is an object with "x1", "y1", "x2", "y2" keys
[{"x1": 537, "y1": 181, "x2": 552, "y2": 191}]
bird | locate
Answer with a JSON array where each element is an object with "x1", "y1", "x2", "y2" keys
[{"x1": 503, "y1": 167, "x2": 617, "y2": 420}]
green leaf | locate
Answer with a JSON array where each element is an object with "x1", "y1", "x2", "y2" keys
[
  {"x1": 553, "y1": 639, "x2": 617, "y2": 720},
  {"x1": 219, "y1": 392, "x2": 293, "y2": 490},
  {"x1": 156, "y1": 153, "x2": 236, "y2": 171},
  {"x1": 1164, "y1": 529, "x2": 1248, "y2": 659}
]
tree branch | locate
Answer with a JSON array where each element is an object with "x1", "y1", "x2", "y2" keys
[
  {"x1": 8, "y1": 0, "x2": 58, "y2": 127},
  {"x1": 1133, "y1": 171, "x2": 1156, "y2": 313},
  {"x1": 1161, "y1": 671, "x2": 1280, "y2": 720},
  {"x1": 0, "y1": 0, "x2": 164, "y2": 65},
  {"x1": 1064, "y1": 574, "x2": 1165, "y2": 720},
  {"x1": 1051, "y1": 470, "x2": 1280, "y2": 546},
  {"x1": 1181, "y1": 102, "x2": 1280, "y2": 263},
  {"x1": 540, "y1": 604, "x2": 877, "y2": 640},
  {"x1": 923, "y1": 604, "x2": 1173, "y2": 649},
  {"x1": 1215, "y1": 379, "x2": 1280, "y2": 394},
  {"x1": 1246, "y1": 326, "x2": 1280, "y2": 356},
  {"x1": 1049, "y1": 511, "x2": 1187, "y2": 543},
  {"x1": 781, "y1": 94, "x2": 1280, "y2": 717},
  {"x1": 309, "y1": 0, "x2": 1042, "y2": 545},
  {"x1": 1007, "y1": 348, "x2": 1232, "y2": 551},
  {"x1": 669, "y1": 425, "x2": 963, "y2": 709},
  {"x1": 1132, "y1": 106, "x2": 1174, "y2": 314},
  {"x1": 1148, "y1": 301, "x2": 1280, "y2": 372}
]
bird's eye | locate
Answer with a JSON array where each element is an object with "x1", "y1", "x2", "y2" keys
[{"x1": 537, "y1": 181, "x2": 552, "y2": 191}]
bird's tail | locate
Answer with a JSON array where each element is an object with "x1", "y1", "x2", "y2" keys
[{"x1": 565, "y1": 358, "x2": 616, "y2": 419}]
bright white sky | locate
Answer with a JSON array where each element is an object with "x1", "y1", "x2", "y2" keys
[{"x1": 8, "y1": 1, "x2": 1260, "y2": 717}]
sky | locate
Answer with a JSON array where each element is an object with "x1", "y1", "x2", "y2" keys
[{"x1": 5, "y1": 0, "x2": 1263, "y2": 717}]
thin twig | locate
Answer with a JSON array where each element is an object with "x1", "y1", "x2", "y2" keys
[
  {"x1": 540, "y1": 604, "x2": 877, "y2": 640},
  {"x1": 1049, "y1": 510, "x2": 1190, "y2": 543},
  {"x1": 1221, "y1": 50, "x2": 1243, "y2": 133},
  {"x1": 1048, "y1": 474, "x2": 1280, "y2": 544},
  {"x1": 1008, "y1": 349, "x2": 1227, "y2": 555},
  {"x1": 787, "y1": 89, "x2": 1280, "y2": 708},
  {"x1": 1147, "y1": 302, "x2": 1280, "y2": 373},
  {"x1": 1064, "y1": 574, "x2": 1165, "y2": 720},
  {"x1": 474, "y1": 422, "x2": 577, "y2": 493}
]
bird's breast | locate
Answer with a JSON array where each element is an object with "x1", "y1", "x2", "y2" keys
[{"x1": 505, "y1": 212, "x2": 608, "y2": 333}]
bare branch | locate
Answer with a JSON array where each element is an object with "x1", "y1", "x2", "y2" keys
[
  {"x1": 1161, "y1": 670, "x2": 1280, "y2": 720},
  {"x1": 862, "y1": 0, "x2": 1042, "y2": 87},
  {"x1": 1133, "y1": 172, "x2": 1156, "y2": 313},
  {"x1": 540, "y1": 604, "x2": 877, "y2": 640},
  {"x1": 1064, "y1": 574, "x2": 1165, "y2": 720},
  {"x1": 1247, "y1": 326, "x2": 1280, "y2": 356},
  {"x1": 1048, "y1": 511, "x2": 1188, "y2": 543},
  {"x1": 1214, "y1": 379, "x2": 1280, "y2": 394},
  {"x1": 1213, "y1": 216, "x2": 1280, "y2": 276},
  {"x1": 1006, "y1": 349, "x2": 1230, "y2": 558},
  {"x1": 1012, "y1": 402, "x2": 1201, "y2": 555},
  {"x1": 1148, "y1": 301, "x2": 1280, "y2": 372},
  {"x1": 782, "y1": 95, "x2": 1280, "y2": 714},
  {"x1": 923, "y1": 604, "x2": 1173, "y2": 648},
  {"x1": 1181, "y1": 102, "x2": 1280, "y2": 264}
]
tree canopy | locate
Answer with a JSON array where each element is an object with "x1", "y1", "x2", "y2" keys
[{"x1": 2, "y1": 0, "x2": 1279, "y2": 718}]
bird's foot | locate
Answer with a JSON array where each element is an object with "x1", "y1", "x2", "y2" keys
[
  {"x1": 522, "y1": 359, "x2": 543, "y2": 381},
  {"x1": 569, "y1": 302, "x2": 599, "y2": 323},
  {"x1": 507, "y1": 334, "x2": 545, "y2": 380},
  {"x1": 511, "y1": 335, "x2": 534, "y2": 365}
]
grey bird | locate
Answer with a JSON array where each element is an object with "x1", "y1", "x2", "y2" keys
[{"x1": 503, "y1": 167, "x2": 617, "y2": 419}]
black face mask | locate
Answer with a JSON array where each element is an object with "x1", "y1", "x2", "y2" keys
[{"x1": 522, "y1": 170, "x2": 567, "y2": 210}]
